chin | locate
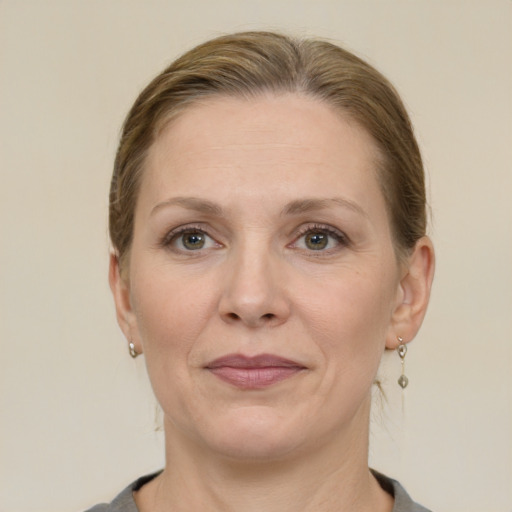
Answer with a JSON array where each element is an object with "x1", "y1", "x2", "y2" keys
[{"x1": 201, "y1": 406, "x2": 308, "y2": 462}]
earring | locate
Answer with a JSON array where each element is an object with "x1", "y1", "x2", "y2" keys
[
  {"x1": 397, "y1": 337, "x2": 409, "y2": 389},
  {"x1": 128, "y1": 341, "x2": 139, "y2": 359}
]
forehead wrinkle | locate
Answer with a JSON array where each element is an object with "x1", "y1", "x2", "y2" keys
[{"x1": 282, "y1": 198, "x2": 368, "y2": 219}]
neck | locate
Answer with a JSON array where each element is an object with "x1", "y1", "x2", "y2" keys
[{"x1": 135, "y1": 401, "x2": 393, "y2": 512}]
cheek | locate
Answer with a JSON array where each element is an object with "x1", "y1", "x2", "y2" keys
[
  {"x1": 129, "y1": 270, "x2": 218, "y2": 418},
  {"x1": 131, "y1": 267, "x2": 216, "y2": 361},
  {"x1": 296, "y1": 265, "x2": 396, "y2": 371}
]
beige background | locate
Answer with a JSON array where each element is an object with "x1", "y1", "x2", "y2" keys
[{"x1": 1, "y1": 1, "x2": 511, "y2": 511}]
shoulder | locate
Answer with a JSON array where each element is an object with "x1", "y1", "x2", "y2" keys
[
  {"x1": 371, "y1": 469, "x2": 433, "y2": 512},
  {"x1": 83, "y1": 472, "x2": 162, "y2": 512}
]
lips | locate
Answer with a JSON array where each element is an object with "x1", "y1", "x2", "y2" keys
[{"x1": 205, "y1": 354, "x2": 305, "y2": 389}]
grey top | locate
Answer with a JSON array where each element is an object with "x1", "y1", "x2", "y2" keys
[{"x1": 85, "y1": 470, "x2": 431, "y2": 512}]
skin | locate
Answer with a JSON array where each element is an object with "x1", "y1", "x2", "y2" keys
[{"x1": 110, "y1": 93, "x2": 435, "y2": 512}]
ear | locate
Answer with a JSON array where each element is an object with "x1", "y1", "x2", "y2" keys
[
  {"x1": 386, "y1": 236, "x2": 435, "y2": 349},
  {"x1": 108, "y1": 252, "x2": 142, "y2": 354}
]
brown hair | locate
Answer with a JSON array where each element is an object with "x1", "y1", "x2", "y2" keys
[{"x1": 110, "y1": 31, "x2": 426, "y2": 272}]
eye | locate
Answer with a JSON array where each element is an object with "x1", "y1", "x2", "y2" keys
[
  {"x1": 304, "y1": 232, "x2": 330, "y2": 250},
  {"x1": 164, "y1": 227, "x2": 219, "y2": 252},
  {"x1": 180, "y1": 230, "x2": 209, "y2": 250},
  {"x1": 292, "y1": 225, "x2": 348, "y2": 252}
]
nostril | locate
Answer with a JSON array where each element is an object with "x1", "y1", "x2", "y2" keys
[{"x1": 223, "y1": 311, "x2": 275, "y2": 323}]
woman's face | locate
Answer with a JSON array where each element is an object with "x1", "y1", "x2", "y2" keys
[{"x1": 114, "y1": 93, "x2": 408, "y2": 460}]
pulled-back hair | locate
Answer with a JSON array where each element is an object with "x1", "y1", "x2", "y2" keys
[{"x1": 110, "y1": 31, "x2": 426, "y2": 272}]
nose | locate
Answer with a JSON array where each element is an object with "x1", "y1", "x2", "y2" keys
[{"x1": 218, "y1": 244, "x2": 291, "y2": 328}]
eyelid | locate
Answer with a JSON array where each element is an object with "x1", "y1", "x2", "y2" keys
[
  {"x1": 290, "y1": 223, "x2": 350, "y2": 251},
  {"x1": 159, "y1": 223, "x2": 221, "y2": 251}
]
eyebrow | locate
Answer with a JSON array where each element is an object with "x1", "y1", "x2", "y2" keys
[
  {"x1": 151, "y1": 197, "x2": 224, "y2": 216},
  {"x1": 281, "y1": 197, "x2": 368, "y2": 218},
  {"x1": 150, "y1": 196, "x2": 367, "y2": 218}
]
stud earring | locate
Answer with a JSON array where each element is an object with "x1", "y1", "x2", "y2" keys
[
  {"x1": 128, "y1": 341, "x2": 139, "y2": 359},
  {"x1": 397, "y1": 337, "x2": 409, "y2": 389}
]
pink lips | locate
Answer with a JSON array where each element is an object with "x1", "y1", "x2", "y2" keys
[{"x1": 205, "y1": 354, "x2": 305, "y2": 390}]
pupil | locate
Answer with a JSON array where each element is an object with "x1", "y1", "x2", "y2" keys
[
  {"x1": 183, "y1": 232, "x2": 204, "y2": 249},
  {"x1": 306, "y1": 232, "x2": 327, "y2": 250}
]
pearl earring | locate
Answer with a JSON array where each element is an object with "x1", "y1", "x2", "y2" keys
[{"x1": 128, "y1": 341, "x2": 139, "y2": 358}]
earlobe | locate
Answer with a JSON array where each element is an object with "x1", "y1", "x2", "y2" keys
[
  {"x1": 386, "y1": 236, "x2": 435, "y2": 349},
  {"x1": 108, "y1": 252, "x2": 141, "y2": 352}
]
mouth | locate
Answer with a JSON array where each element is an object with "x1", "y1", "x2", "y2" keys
[{"x1": 205, "y1": 354, "x2": 306, "y2": 390}]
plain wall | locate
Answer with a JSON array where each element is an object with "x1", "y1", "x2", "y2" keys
[{"x1": 1, "y1": 1, "x2": 511, "y2": 511}]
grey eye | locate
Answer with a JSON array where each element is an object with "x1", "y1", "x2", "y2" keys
[{"x1": 304, "y1": 232, "x2": 329, "y2": 250}]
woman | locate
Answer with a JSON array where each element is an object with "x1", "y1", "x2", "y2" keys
[{"x1": 89, "y1": 31, "x2": 435, "y2": 512}]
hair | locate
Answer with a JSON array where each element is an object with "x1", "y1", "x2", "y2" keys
[{"x1": 109, "y1": 31, "x2": 426, "y2": 273}]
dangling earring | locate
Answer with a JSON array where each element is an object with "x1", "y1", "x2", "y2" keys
[
  {"x1": 397, "y1": 337, "x2": 409, "y2": 389},
  {"x1": 128, "y1": 341, "x2": 139, "y2": 359}
]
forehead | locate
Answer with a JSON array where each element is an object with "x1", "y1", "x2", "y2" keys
[
  {"x1": 141, "y1": 93, "x2": 384, "y2": 214},
  {"x1": 153, "y1": 93, "x2": 377, "y2": 156}
]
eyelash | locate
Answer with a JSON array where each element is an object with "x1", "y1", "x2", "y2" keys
[
  {"x1": 159, "y1": 223, "x2": 350, "y2": 254},
  {"x1": 159, "y1": 224, "x2": 218, "y2": 251},
  {"x1": 291, "y1": 223, "x2": 350, "y2": 252}
]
